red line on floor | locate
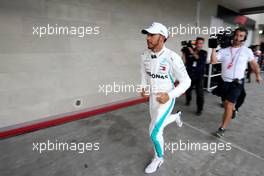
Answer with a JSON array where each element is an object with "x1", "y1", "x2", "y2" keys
[{"x1": 0, "y1": 97, "x2": 148, "y2": 139}]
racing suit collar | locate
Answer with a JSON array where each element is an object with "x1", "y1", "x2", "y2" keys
[{"x1": 150, "y1": 46, "x2": 166, "y2": 58}]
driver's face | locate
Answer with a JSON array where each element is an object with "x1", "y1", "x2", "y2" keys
[{"x1": 146, "y1": 34, "x2": 162, "y2": 49}]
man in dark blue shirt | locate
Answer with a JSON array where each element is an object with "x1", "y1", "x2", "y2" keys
[{"x1": 182, "y1": 37, "x2": 207, "y2": 115}]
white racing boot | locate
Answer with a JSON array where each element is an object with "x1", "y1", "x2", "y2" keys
[{"x1": 144, "y1": 157, "x2": 164, "y2": 174}]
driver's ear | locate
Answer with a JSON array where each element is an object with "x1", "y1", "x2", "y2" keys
[{"x1": 160, "y1": 35, "x2": 165, "y2": 43}]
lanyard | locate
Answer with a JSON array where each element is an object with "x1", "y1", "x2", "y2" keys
[{"x1": 227, "y1": 47, "x2": 242, "y2": 69}]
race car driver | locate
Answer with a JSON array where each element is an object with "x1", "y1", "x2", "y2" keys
[{"x1": 140, "y1": 22, "x2": 191, "y2": 174}]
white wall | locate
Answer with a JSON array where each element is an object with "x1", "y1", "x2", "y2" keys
[{"x1": 0, "y1": 0, "x2": 218, "y2": 129}]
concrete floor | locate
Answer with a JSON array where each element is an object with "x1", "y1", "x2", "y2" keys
[{"x1": 0, "y1": 80, "x2": 264, "y2": 176}]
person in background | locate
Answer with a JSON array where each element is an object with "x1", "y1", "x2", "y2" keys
[
  {"x1": 182, "y1": 37, "x2": 207, "y2": 116},
  {"x1": 210, "y1": 27, "x2": 262, "y2": 137}
]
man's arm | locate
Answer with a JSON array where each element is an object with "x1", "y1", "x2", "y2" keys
[
  {"x1": 140, "y1": 54, "x2": 149, "y2": 98},
  {"x1": 168, "y1": 53, "x2": 191, "y2": 99},
  {"x1": 249, "y1": 59, "x2": 262, "y2": 83},
  {"x1": 210, "y1": 48, "x2": 218, "y2": 64},
  {"x1": 188, "y1": 47, "x2": 199, "y2": 60},
  {"x1": 156, "y1": 53, "x2": 191, "y2": 104}
]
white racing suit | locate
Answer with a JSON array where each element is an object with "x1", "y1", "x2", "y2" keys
[{"x1": 141, "y1": 46, "x2": 191, "y2": 158}]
